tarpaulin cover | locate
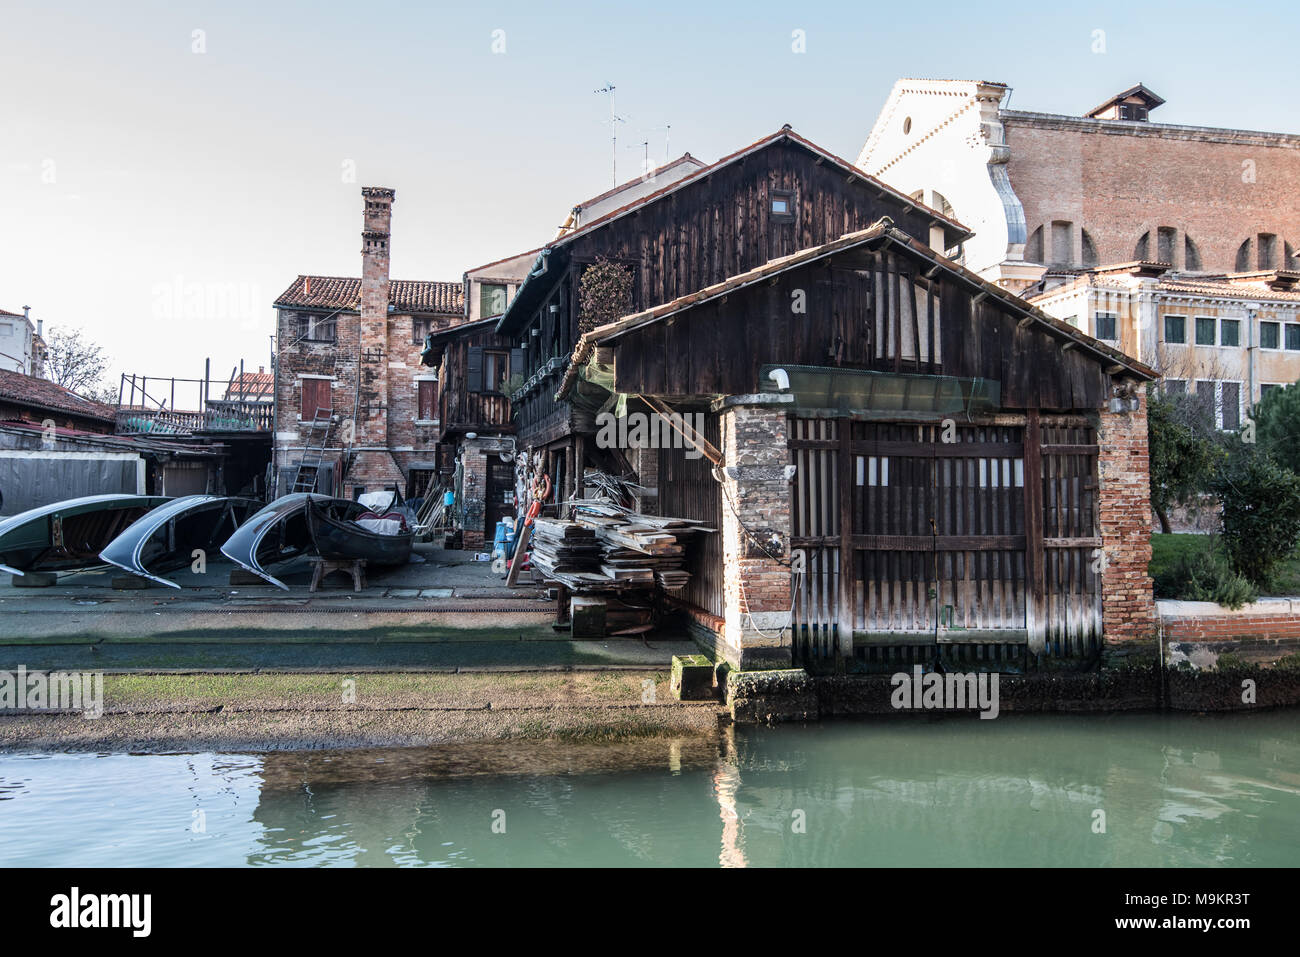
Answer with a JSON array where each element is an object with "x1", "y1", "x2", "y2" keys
[{"x1": 0, "y1": 453, "x2": 142, "y2": 516}]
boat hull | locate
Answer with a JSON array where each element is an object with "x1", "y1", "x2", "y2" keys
[
  {"x1": 219, "y1": 493, "x2": 366, "y2": 590},
  {"x1": 0, "y1": 494, "x2": 172, "y2": 577},
  {"x1": 305, "y1": 499, "x2": 414, "y2": 565},
  {"x1": 99, "y1": 495, "x2": 262, "y2": 588}
]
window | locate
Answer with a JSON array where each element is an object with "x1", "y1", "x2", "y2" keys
[
  {"x1": 0, "y1": 322, "x2": 11, "y2": 337},
  {"x1": 300, "y1": 378, "x2": 332, "y2": 419},
  {"x1": 1261, "y1": 384, "x2": 1282, "y2": 399},
  {"x1": 1195, "y1": 317, "x2": 1216, "y2": 346},
  {"x1": 1164, "y1": 315, "x2": 1186, "y2": 343},
  {"x1": 1164, "y1": 379, "x2": 1186, "y2": 395},
  {"x1": 1286, "y1": 324, "x2": 1300, "y2": 351},
  {"x1": 417, "y1": 380, "x2": 437, "y2": 421},
  {"x1": 300, "y1": 312, "x2": 337, "y2": 343},
  {"x1": 1221, "y1": 382, "x2": 1241, "y2": 430},
  {"x1": 484, "y1": 350, "x2": 510, "y2": 393},
  {"x1": 1094, "y1": 313, "x2": 1117, "y2": 341},
  {"x1": 770, "y1": 190, "x2": 795, "y2": 222},
  {"x1": 480, "y1": 283, "x2": 509, "y2": 319},
  {"x1": 1220, "y1": 319, "x2": 1240, "y2": 347},
  {"x1": 413, "y1": 316, "x2": 431, "y2": 346},
  {"x1": 1260, "y1": 321, "x2": 1280, "y2": 349}
]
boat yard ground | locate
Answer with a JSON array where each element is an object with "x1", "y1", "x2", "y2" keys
[
  {"x1": 0, "y1": 545, "x2": 720, "y2": 751},
  {"x1": 0, "y1": 671, "x2": 728, "y2": 752}
]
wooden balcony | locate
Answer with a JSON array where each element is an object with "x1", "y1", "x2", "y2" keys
[{"x1": 115, "y1": 401, "x2": 272, "y2": 436}]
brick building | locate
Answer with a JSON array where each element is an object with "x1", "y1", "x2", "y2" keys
[
  {"x1": 857, "y1": 80, "x2": 1300, "y2": 292},
  {"x1": 272, "y1": 187, "x2": 463, "y2": 501}
]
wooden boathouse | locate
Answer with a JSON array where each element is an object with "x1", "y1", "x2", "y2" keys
[
  {"x1": 556, "y1": 221, "x2": 1158, "y2": 672},
  {"x1": 484, "y1": 125, "x2": 1157, "y2": 671}
]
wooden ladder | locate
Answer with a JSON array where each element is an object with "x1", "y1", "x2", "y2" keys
[{"x1": 291, "y1": 407, "x2": 334, "y2": 493}]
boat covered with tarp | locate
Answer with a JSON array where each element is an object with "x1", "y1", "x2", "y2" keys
[
  {"x1": 0, "y1": 494, "x2": 172, "y2": 577},
  {"x1": 305, "y1": 494, "x2": 414, "y2": 566},
  {"x1": 99, "y1": 494, "x2": 262, "y2": 588},
  {"x1": 219, "y1": 493, "x2": 367, "y2": 590}
]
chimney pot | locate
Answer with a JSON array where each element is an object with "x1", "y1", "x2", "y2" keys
[{"x1": 22, "y1": 306, "x2": 30, "y2": 319}]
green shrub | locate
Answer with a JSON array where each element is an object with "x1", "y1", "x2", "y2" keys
[
  {"x1": 1215, "y1": 450, "x2": 1300, "y2": 586},
  {"x1": 1153, "y1": 548, "x2": 1258, "y2": 609}
]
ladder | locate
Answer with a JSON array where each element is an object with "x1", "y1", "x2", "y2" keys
[{"x1": 290, "y1": 407, "x2": 334, "y2": 493}]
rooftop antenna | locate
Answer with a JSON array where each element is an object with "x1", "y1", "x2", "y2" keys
[
  {"x1": 594, "y1": 83, "x2": 625, "y2": 186},
  {"x1": 627, "y1": 138, "x2": 650, "y2": 179}
]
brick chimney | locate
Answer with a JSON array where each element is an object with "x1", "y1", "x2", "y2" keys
[{"x1": 345, "y1": 186, "x2": 405, "y2": 497}]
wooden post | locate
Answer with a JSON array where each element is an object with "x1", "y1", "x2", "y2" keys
[
  {"x1": 574, "y1": 433, "x2": 585, "y2": 501},
  {"x1": 837, "y1": 420, "x2": 854, "y2": 671},
  {"x1": 1024, "y1": 407, "x2": 1046, "y2": 654}
]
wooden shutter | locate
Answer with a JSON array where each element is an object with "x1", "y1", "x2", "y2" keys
[
  {"x1": 467, "y1": 346, "x2": 484, "y2": 393},
  {"x1": 302, "y1": 379, "x2": 331, "y2": 419},
  {"x1": 418, "y1": 380, "x2": 436, "y2": 420}
]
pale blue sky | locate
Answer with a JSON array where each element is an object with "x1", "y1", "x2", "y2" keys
[{"x1": 2, "y1": 0, "x2": 1295, "y2": 392}]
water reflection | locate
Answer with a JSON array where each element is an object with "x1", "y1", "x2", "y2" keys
[{"x1": 1, "y1": 713, "x2": 1298, "y2": 867}]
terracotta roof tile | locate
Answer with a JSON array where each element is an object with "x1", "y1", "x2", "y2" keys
[
  {"x1": 274, "y1": 275, "x2": 464, "y2": 314},
  {"x1": 0, "y1": 368, "x2": 115, "y2": 422}
]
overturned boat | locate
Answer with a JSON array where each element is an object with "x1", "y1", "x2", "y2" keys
[
  {"x1": 219, "y1": 493, "x2": 367, "y2": 590},
  {"x1": 0, "y1": 494, "x2": 172, "y2": 578},
  {"x1": 305, "y1": 496, "x2": 414, "y2": 566},
  {"x1": 99, "y1": 495, "x2": 262, "y2": 588}
]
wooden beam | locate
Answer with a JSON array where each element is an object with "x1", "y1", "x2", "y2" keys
[
  {"x1": 1017, "y1": 315, "x2": 1034, "y2": 329},
  {"x1": 637, "y1": 395, "x2": 724, "y2": 467}
]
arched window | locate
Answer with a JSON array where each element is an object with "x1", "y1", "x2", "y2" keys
[
  {"x1": 1134, "y1": 232, "x2": 1151, "y2": 261},
  {"x1": 1025, "y1": 226, "x2": 1044, "y2": 263},
  {"x1": 1184, "y1": 235, "x2": 1202, "y2": 272},
  {"x1": 1081, "y1": 229, "x2": 1099, "y2": 267},
  {"x1": 1236, "y1": 238, "x2": 1252, "y2": 272}
]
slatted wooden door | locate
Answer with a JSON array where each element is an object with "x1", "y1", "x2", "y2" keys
[{"x1": 846, "y1": 421, "x2": 1029, "y2": 647}]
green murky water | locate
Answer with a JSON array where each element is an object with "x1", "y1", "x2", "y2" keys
[{"x1": 2, "y1": 713, "x2": 1298, "y2": 866}]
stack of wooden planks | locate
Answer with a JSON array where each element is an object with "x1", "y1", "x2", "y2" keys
[
  {"x1": 529, "y1": 518, "x2": 603, "y2": 578},
  {"x1": 526, "y1": 504, "x2": 713, "y2": 596}
]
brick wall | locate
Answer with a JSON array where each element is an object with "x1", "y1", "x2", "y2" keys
[
  {"x1": 459, "y1": 438, "x2": 491, "y2": 549},
  {"x1": 1006, "y1": 119, "x2": 1300, "y2": 272},
  {"x1": 718, "y1": 400, "x2": 793, "y2": 668},
  {"x1": 1097, "y1": 389, "x2": 1158, "y2": 644}
]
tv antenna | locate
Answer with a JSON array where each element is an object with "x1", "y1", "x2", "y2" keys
[{"x1": 594, "y1": 83, "x2": 625, "y2": 186}]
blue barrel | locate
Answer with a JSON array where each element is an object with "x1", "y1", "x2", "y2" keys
[{"x1": 492, "y1": 520, "x2": 517, "y2": 558}]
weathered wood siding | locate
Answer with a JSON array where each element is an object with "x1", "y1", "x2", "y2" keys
[
  {"x1": 608, "y1": 247, "x2": 1111, "y2": 411},
  {"x1": 511, "y1": 138, "x2": 960, "y2": 447}
]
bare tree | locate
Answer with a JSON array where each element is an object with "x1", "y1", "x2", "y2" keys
[{"x1": 43, "y1": 326, "x2": 111, "y2": 399}]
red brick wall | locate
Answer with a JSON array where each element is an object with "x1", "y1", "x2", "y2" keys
[
  {"x1": 1097, "y1": 390, "x2": 1158, "y2": 644},
  {"x1": 1006, "y1": 118, "x2": 1300, "y2": 271},
  {"x1": 1162, "y1": 608, "x2": 1300, "y2": 642}
]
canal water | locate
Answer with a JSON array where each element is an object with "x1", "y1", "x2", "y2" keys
[{"x1": 2, "y1": 713, "x2": 1298, "y2": 867}]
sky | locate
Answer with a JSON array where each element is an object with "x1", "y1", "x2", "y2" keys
[{"x1": 3, "y1": 0, "x2": 1297, "y2": 397}]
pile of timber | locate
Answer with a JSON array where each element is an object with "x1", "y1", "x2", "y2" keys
[
  {"x1": 529, "y1": 518, "x2": 602, "y2": 579},
  {"x1": 526, "y1": 505, "x2": 713, "y2": 595}
]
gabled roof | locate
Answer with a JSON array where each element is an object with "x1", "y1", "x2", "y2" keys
[
  {"x1": 1084, "y1": 83, "x2": 1166, "y2": 119},
  {"x1": 274, "y1": 275, "x2": 464, "y2": 314},
  {"x1": 498, "y1": 126, "x2": 973, "y2": 334},
  {"x1": 557, "y1": 219, "x2": 1156, "y2": 399},
  {"x1": 0, "y1": 368, "x2": 116, "y2": 422},
  {"x1": 567, "y1": 154, "x2": 708, "y2": 215}
]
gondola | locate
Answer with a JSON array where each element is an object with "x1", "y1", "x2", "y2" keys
[
  {"x1": 0, "y1": 494, "x2": 172, "y2": 578},
  {"x1": 218, "y1": 493, "x2": 367, "y2": 590},
  {"x1": 304, "y1": 495, "x2": 414, "y2": 566},
  {"x1": 99, "y1": 495, "x2": 262, "y2": 588}
]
